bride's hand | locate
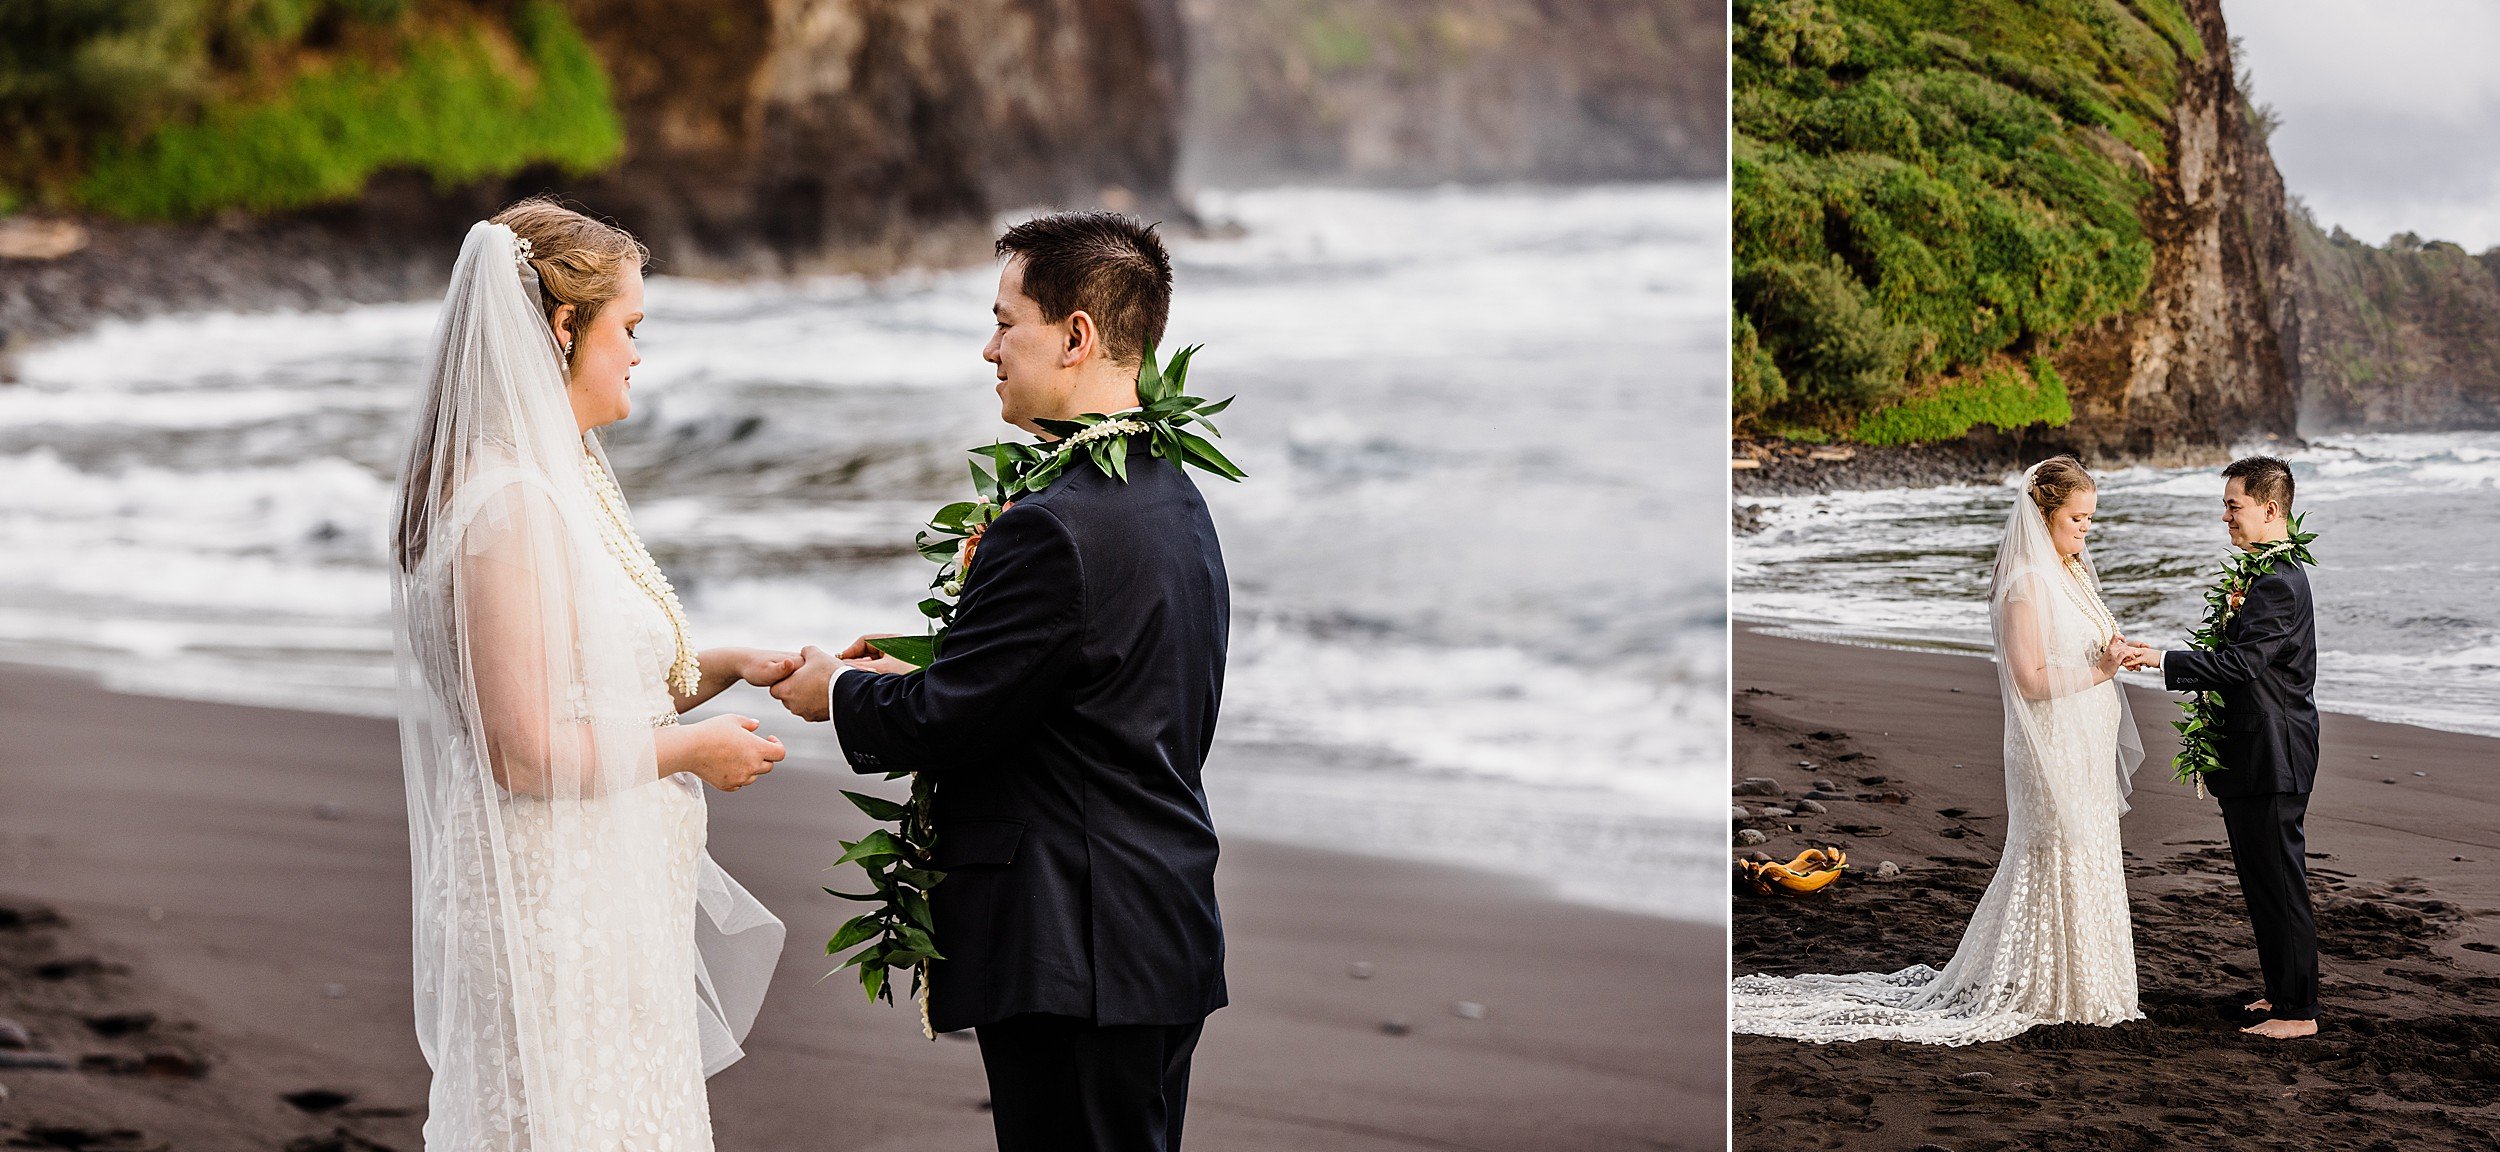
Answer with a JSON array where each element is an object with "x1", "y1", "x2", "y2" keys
[
  {"x1": 738, "y1": 649, "x2": 803, "y2": 687},
  {"x1": 679, "y1": 714, "x2": 785, "y2": 792},
  {"x1": 2096, "y1": 641, "x2": 2129, "y2": 679}
]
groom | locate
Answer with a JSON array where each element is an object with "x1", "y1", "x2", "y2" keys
[
  {"x1": 2119, "y1": 455, "x2": 2320, "y2": 1039},
  {"x1": 773, "y1": 211, "x2": 1228, "y2": 1151}
]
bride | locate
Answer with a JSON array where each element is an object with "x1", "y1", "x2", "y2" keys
[
  {"x1": 1731, "y1": 456, "x2": 2146, "y2": 1044},
  {"x1": 391, "y1": 199, "x2": 795, "y2": 1148}
]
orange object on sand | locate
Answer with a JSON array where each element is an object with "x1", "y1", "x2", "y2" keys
[{"x1": 1737, "y1": 847, "x2": 1847, "y2": 894}]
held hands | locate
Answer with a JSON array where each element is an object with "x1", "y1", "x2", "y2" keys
[
  {"x1": 2105, "y1": 635, "x2": 2162, "y2": 673},
  {"x1": 769, "y1": 646, "x2": 841, "y2": 722},
  {"x1": 737, "y1": 649, "x2": 804, "y2": 688},
  {"x1": 682, "y1": 714, "x2": 784, "y2": 792},
  {"x1": 767, "y1": 638, "x2": 919, "y2": 722}
]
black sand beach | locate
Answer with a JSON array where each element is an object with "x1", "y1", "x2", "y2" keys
[
  {"x1": 1734, "y1": 625, "x2": 2500, "y2": 1151},
  {"x1": 0, "y1": 665, "x2": 1719, "y2": 1151}
]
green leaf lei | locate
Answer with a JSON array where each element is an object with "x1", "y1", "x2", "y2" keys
[
  {"x1": 2171, "y1": 514, "x2": 2318, "y2": 786},
  {"x1": 824, "y1": 341, "x2": 1243, "y2": 1033}
]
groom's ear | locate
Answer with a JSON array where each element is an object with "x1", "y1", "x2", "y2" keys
[{"x1": 1061, "y1": 310, "x2": 1100, "y2": 367}]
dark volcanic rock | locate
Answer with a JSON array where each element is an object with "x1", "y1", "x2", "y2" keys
[
  {"x1": 561, "y1": 0, "x2": 1191, "y2": 275},
  {"x1": 2288, "y1": 217, "x2": 2500, "y2": 432},
  {"x1": 1, "y1": 0, "x2": 1192, "y2": 342},
  {"x1": 1990, "y1": 0, "x2": 2299, "y2": 465}
]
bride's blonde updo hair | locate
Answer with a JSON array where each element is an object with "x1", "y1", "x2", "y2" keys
[
  {"x1": 490, "y1": 197, "x2": 649, "y2": 358},
  {"x1": 2028, "y1": 455, "x2": 2094, "y2": 517}
]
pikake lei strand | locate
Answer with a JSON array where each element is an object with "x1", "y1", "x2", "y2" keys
[{"x1": 580, "y1": 449, "x2": 701, "y2": 697}]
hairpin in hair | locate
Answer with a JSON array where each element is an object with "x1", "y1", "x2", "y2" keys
[{"x1": 511, "y1": 235, "x2": 543, "y2": 298}]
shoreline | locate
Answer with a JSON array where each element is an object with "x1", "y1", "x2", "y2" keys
[
  {"x1": 1732, "y1": 624, "x2": 2500, "y2": 1150},
  {"x1": 0, "y1": 653, "x2": 1723, "y2": 927},
  {"x1": 0, "y1": 663, "x2": 1718, "y2": 1151},
  {"x1": 1727, "y1": 432, "x2": 2301, "y2": 505},
  {"x1": 1736, "y1": 612, "x2": 2500, "y2": 748}
]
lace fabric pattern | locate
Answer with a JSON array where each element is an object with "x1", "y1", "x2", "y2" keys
[
  {"x1": 1731, "y1": 559, "x2": 2142, "y2": 1046},
  {"x1": 426, "y1": 553, "x2": 714, "y2": 1149},
  {"x1": 396, "y1": 223, "x2": 779, "y2": 1152}
]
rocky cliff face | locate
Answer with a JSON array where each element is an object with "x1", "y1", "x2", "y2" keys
[
  {"x1": 0, "y1": 0, "x2": 1188, "y2": 342},
  {"x1": 2040, "y1": 0, "x2": 2298, "y2": 463},
  {"x1": 2285, "y1": 220, "x2": 2500, "y2": 432},
  {"x1": 553, "y1": 0, "x2": 1186, "y2": 274},
  {"x1": 1177, "y1": 0, "x2": 1722, "y2": 186}
]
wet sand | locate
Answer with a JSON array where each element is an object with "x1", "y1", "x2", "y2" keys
[
  {"x1": 0, "y1": 665, "x2": 1717, "y2": 1151},
  {"x1": 1733, "y1": 625, "x2": 2500, "y2": 1152}
]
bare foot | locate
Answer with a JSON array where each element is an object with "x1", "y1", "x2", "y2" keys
[
  {"x1": 2241, "y1": 1017, "x2": 2317, "y2": 1040},
  {"x1": 2244, "y1": 998, "x2": 2271, "y2": 1013}
]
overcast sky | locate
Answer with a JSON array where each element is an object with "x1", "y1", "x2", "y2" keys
[{"x1": 2223, "y1": 0, "x2": 2500, "y2": 250}]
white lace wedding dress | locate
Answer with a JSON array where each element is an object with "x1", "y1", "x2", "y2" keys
[
  {"x1": 1730, "y1": 476, "x2": 2144, "y2": 1045},
  {"x1": 394, "y1": 222, "x2": 781, "y2": 1151},
  {"x1": 424, "y1": 514, "x2": 716, "y2": 1146}
]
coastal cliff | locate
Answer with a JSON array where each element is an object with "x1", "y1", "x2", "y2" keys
[
  {"x1": 557, "y1": 0, "x2": 1186, "y2": 275},
  {"x1": 2286, "y1": 217, "x2": 2500, "y2": 432},
  {"x1": 1731, "y1": 0, "x2": 2297, "y2": 466},
  {"x1": 0, "y1": 0, "x2": 1185, "y2": 340},
  {"x1": 1178, "y1": 0, "x2": 1723, "y2": 185},
  {"x1": 1, "y1": 0, "x2": 1718, "y2": 347},
  {"x1": 2039, "y1": 0, "x2": 2296, "y2": 461}
]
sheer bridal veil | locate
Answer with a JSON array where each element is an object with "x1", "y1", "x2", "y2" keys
[
  {"x1": 390, "y1": 222, "x2": 781, "y2": 1132},
  {"x1": 1989, "y1": 463, "x2": 2146, "y2": 811}
]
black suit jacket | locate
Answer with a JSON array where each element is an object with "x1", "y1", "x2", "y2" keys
[
  {"x1": 2163, "y1": 560, "x2": 2319, "y2": 798},
  {"x1": 832, "y1": 442, "x2": 1230, "y2": 1032}
]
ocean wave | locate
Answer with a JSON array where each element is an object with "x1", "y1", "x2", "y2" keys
[
  {"x1": 1222, "y1": 616, "x2": 1721, "y2": 814},
  {"x1": 1737, "y1": 429, "x2": 2500, "y2": 745}
]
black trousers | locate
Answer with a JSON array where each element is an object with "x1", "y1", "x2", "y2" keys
[
  {"x1": 975, "y1": 1014, "x2": 1204, "y2": 1152},
  {"x1": 2218, "y1": 791, "x2": 2320, "y2": 1020}
]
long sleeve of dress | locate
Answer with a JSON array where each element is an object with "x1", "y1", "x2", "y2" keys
[
  {"x1": 1997, "y1": 570, "x2": 2100, "y2": 702},
  {"x1": 454, "y1": 479, "x2": 650, "y2": 798}
]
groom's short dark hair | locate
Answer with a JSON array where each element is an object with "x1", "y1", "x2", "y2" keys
[
  {"x1": 996, "y1": 211, "x2": 1171, "y2": 367},
  {"x1": 2225, "y1": 455, "x2": 2295, "y2": 514}
]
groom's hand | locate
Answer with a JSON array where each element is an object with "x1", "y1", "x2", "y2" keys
[
  {"x1": 769, "y1": 646, "x2": 840, "y2": 722},
  {"x1": 838, "y1": 634, "x2": 917, "y2": 676}
]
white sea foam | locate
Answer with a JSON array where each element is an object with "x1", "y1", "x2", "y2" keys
[
  {"x1": 4, "y1": 185, "x2": 1724, "y2": 918},
  {"x1": 1737, "y1": 429, "x2": 2500, "y2": 746}
]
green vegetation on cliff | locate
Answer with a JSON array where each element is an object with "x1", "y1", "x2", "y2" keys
[
  {"x1": 2, "y1": 0, "x2": 621, "y2": 221},
  {"x1": 2290, "y1": 210, "x2": 2500, "y2": 429},
  {"x1": 1731, "y1": 0, "x2": 2198, "y2": 443}
]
